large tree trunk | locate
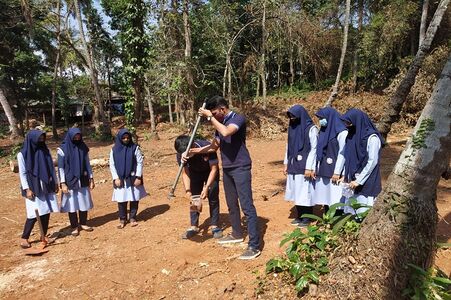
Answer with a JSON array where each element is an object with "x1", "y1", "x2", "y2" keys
[
  {"x1": 351, "y1": 0, "x2": 363, "y2": 93},
  {"x1": 50, "y1": 0, "x2": 61, "y2": 140},
  {"x1": 322, "y1": 54, "x2": 451, "y2": 298},
  {"x1": 0, "y1": 88, "x2": 21, "y2": 139},
  {"x1": 324, "y1": 0, "x2": 351, "y2": 107},
  {"x1": 260, "y1": 1, "x2": 267, "y2": 109},
  {"x1": 144, "y1": 75, "x2": 156, "y2": 133},
  {"x1": 182, "y1": 0, "x2": 195, "y2": 118},
  {"x1": 74, "y1": 0, "x2": 110, "y2": 136},
  {"x1": 377, "y1": 0, "x2": 449, "y2": 139},
  {"x1": 419, "y1": 0, "x2": 429, "y2": 47}
]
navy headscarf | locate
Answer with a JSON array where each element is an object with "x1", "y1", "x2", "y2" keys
[
  {"x1": 112, "y1": 129, "x2": 137, "y2": 180},
  {"x1": 60, "y1": 128, "x2": 90, "y2": 189},
  {"x1": 315, "y1": 107, "x2": 347, "y2": 162},
  {"x1": 287, "y1": 105, "x2": 313, "y2": 160},
  {"x1": 341, "y1": 109, "x2": 383, "y2": 180},
  {"x1": 20, "y1": 130, "x2": 56, "y2": 195}
]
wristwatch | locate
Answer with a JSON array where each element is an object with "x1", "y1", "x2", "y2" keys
[{"x1": 207, "y1": 116, "x2": 212, "y2": 121}]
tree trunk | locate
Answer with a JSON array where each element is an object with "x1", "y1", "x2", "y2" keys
[
  {"x1": 227, "y1": 57, "x2": 232, "y2": 106},
  {"x1": 0, "y1": 88, "x2": 21, "y2": 139},
  {"x1": 377, "y1": 0, "x2": 449, "y2": 139},
  {"x1": 175, "y1": 94, "x2": 180, "y2": 124},
  {"x1": 183, "y1": 0, "x2": 195, "y2": 118},
  {"x1": 51, "y1": 0, "x2": 61, "y2": 140},
  {"x1": 322, "y1": 53, "x2": 451, "y2": 299},
  {"x1": 324, "y1": 0, "x2": 351, "y2": 106},
  {"x1": 144, "y1": 75, "x2": 156, "y2": 132},
  {"x1": 73, "y1": 0, "x2": 110, "y2": 136},
  {"x1": 419, "y1": 0, "x2": 429, "y2": 47},
  {"x1": 168, "y1": 93, "x2": 173, "y2": 124},
  {"x1": 106, "y1": 58, "x2": 112, "y2": 122},
  {"x1": 260, "y1": 1, "x2": 267, "y2": 109},
  {"x1": 289, "y1": 27, "x2": 295, "y2": 88},
  {"x1": 133, "y1": 78, "x2": 143, "y2": 123},
  {"x1": 352, "y1": 0, "x2": 363, "y2": 93}
]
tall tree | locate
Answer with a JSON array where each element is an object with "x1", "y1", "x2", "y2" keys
[
  {"x1": 351, "y1": 0, "x2": 364, "y2": 93},
  {"x1": 73, "y1": 0, "x2": 110, "y2": 135},
  {"x1": 182, "y1": 0, "x2": 195, "y2": 117},
  {"x1": 325, "y1": 0, "x2": 351, "y2": 107},
  {"x1": 102, "y1": 0, "x2": 150, "y2": 124},
  {"x1": 377, "y1": 0, "x2": 450, "y2": 139},
  {"x1": 50, "y1": 0, "x2": 62, "y2": 139},
  {"x1": 419, "y1": 0, "x2": 429, "y2": 47},
  {"x1": 322, "y1": 52, "x2": 451, "y2": 298},
  {"x1": 259, "y1": 0, "x2": 267, "y2": 108},
  {"x1": 0, "y1": 88, "x2": 21, "y2": 139}
]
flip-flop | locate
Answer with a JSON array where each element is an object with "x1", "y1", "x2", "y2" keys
[
  {"x1": 130, "y1": 219, "x2": 138, "y2": 227},
  {"x1": 80, "y1": 225, "x2": 93, "y2": 232},
  {"x1": 20, "y1": 242, "x2": 31, "y2": 249},
  {"x1": 45, "y1": 237, "x2": 56, "y2": 244},
  {"x1": 117, "y1": 222, "x2": 126, "y2": 229}
]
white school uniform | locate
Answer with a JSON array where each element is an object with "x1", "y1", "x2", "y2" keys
[
  {"x1": 17, "y1": 152, "x2": 59, "y2": 219},
  {"x1": 313, "y1": 130, "x2": 348, "y2": 206},
  {"x1": 284, "y1": 126, "x2": 318, "y2": 206},
  {"x1": 109, "y1": 147, "x2": 147, "y2": 202},
  {"x1": 57, "y1": 148, "x2": 94, "y2": 213},
  {"x1": 343, "y1": 134, "x2": 381, "y2": 215}
]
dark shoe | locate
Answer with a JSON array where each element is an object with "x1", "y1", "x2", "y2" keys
[
  {"x1": 238, "y1": 247, "x2": 261, "y2": 260},
  {"x1": 298, "y1": 218, "x2": 311, "y2": 227},
  {"x1": 217, "y1": 234, "x2": 244, "y2": 244},
  {"x1": 211, "y1": 227, "x2": 223, "y2": 239},
  {"x1": 182, "y1": 228, "x2": 198, "y2": 239},
  {"x1": 290, "y1": 218, "x2": 302, "y2": 226}
]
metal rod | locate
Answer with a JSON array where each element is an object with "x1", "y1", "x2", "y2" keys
[{"x1": 168, "y1": 102, "x2": 206, "y2": 199}]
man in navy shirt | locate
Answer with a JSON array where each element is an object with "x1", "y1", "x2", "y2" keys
[
  {"x1": 185, "y1": 95, "x2": 261, "y2": 260},
  {"x1": 175, "y1": 135, "x2": 222, "y2": 240}
]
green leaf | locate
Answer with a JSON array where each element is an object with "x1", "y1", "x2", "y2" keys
[
  {"x1": 295, "y1": 277, "x2": 309, "y2": 292},
  {"x1": 300, "y1": 214, "x2": 324, "y2": 223},
  {"x1": 332, "y1": 214, "x2": 354, "y2": 235},
  {"x1": 306, "y1": 270, "x2": 319, "y2": 283},
  {"x1": 432, "y1": 276, "x2": 451, "y2": 284}
]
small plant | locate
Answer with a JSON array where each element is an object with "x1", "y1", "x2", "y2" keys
[
  {"x1": 402, "y1": 264, "x2": 451, "y2": 300},
  {"x1": 265, "y1": 203, "x2": 362, "y2": 294}
]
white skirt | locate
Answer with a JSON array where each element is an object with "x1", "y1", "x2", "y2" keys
[
  {"x1": 60, "y1": 187, "x2": 94, "y2": 213},
  {"x1": 25, "y1": 194, "x2": 59, "y2": 219},
  {"x1": 112, "y1": 183, "x2": 147, "y2": 203},
  {"x1": 343, "y1": 194, "x2": 375, "y2": 215},
  {"x1": 284, "y1": 174, "x2": 314, "y2": 206},
  {"x1": 313, "y1": 176, "x2": 343, "y2": 206}
]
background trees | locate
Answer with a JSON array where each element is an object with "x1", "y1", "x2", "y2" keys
[{"x1": 0, "y1": 0, "x2": 448, "y2": 138}]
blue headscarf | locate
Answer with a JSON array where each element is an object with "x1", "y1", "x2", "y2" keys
[
  {"x1": 287, "y1": 105, "x2": 313, "y2": 159},
  {"x1": 112, "y1": 129, "x2": 137, "y2": 180},
  {"x1": 341, "y1": 109, "x2": 382, "y2": 180},
  {"x1": 315, "y1": 107, "x2": 347, "y2": 162},
  {"x1": 20, "y1": 130, "x2": 55, "y2": 195},
  {"x1": 60, "y1": 128, "x2": 90, "y2": 189}
]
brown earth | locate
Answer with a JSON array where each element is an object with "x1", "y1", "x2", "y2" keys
[{"x1": 0, "y1": 125, "x2": 449, "y2": 299}]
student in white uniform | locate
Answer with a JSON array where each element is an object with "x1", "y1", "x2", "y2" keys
[
  {"x1": 18, "y1": 130, "x2": 59, "y2": 248},
  {"x1": 109, "y1": 129, "x2": 147, "y2": 228},
  {"x1": 283, "y1": 105, "x2": 318, "y2": 227},
  {"x1": 58, "y1": 128, "x2": 95, "y2": 236},
  {"x1": 341, "y1": 109, "x2": 383, "y2": 216},
  {"x1": 313, "y1": 107, "x2": 348, "y2": 212}
]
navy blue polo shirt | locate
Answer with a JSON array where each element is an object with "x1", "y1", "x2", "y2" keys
[
  {"x1": 215, "y1": 111, "x2": 252, "y2": 168},
  {"x1": 176, "y1": 140, "x2": 218, "y2": 174}
]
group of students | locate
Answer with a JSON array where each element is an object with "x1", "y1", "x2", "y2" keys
[
  {"x1": 16, "y1": 95, "x2": 383, "y2": 261},
  {"x1": 284, "y1": 105, "x2": 383, "y2": 226},
  {"x1": 17, "y1": 127, "x2": 146, "y2": 249}
]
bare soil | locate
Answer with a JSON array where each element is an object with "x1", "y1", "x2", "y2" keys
[{"x1": 0, "y1": 126, "x2": 449, "y2": 299}]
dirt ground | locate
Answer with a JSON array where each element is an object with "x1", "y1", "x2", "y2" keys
[{"x1": 0, "y1": 127, "x2": 449, "y2": 299}]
